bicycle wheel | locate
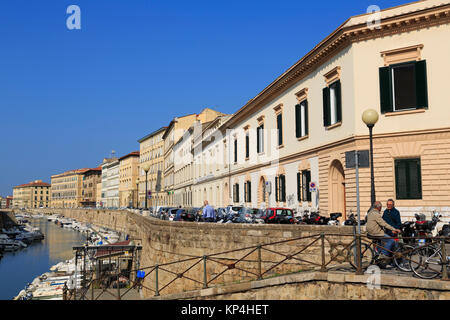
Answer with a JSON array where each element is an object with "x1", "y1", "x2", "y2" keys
[
  {"x1": 393, "y1": 244, "x2": 414, "y2": 272},
  {"x1": 348, "y1": 242, "x2": 374, "y2": 270},
  {"x1": 409, "y1": 245, "x2": 443, "y2": 279}
]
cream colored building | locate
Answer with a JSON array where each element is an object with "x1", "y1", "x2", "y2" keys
[
  {"x1": 119, "y1": 151, "x2": 140, "y2": 208},
  {"x1": 13, "y1": 180, "x2": 51, "y2": 209},
  {"x1": 162, "y1": 108, "x2": 225, "y2": 206},
  {"x1": 51, "y1": 169, "x2": 89, "y2": 208},
  {"x1": 184, "y1": 0, "x2": 450, "y2": 223},
  {"x1": 138, "y1": 127, "x2": 166, "y2": 209}
]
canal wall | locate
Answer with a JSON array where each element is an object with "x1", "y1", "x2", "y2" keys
[
  {"x1": 0, "y1": 211, "x2": 18, "y2": 229},
  {"x1": 24, "y1": 208, "x2": 450, "y2": 300}
]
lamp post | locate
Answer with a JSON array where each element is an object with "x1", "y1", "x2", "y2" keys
[
  {"x1": 142, "y1": 164, "x2": 150, "y2": 210},
  {"x1": 135, "y1": 177, "x2": 140, "y2": 209},
  {"x1": 362, "y1": 109, "x2": 379, "y2": 205}
]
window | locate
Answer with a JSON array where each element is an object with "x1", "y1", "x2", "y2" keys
[
  {"x1": 277, "y1": 113, "x2": 283, "y2": 146},
  {"x1": 234, "y1": 138, "x2": 238, "y2": 163},
  {"x1": 323, "y1": 80, "x2": 342, "y2": 127},
  {"x1": 379, "y1": 60, "x2": 428, "y2": 113},
  {"x1": 295, "y1": 100, "x2": 308, "y2": 138},
  {"x1": 257, "y1": 124, "x2": 264, "y2": 153},
  {"x1": 245, "y1": 132, "x2": 250, "y2": 159},
  {"x1": 395, "y1": 158, "x2": 422, "y2": 199},
  {"x1": 297, "y1": 170, "x2": 311, "y2": 202},
  {"x1": 233, "y1": 183, "x2": 240, "y2": 203},
  {"x1": 275, "y1": 175, "x2": 286, "y2": 202},
  {"x1": 244, "y1": 181, "x2": 251, "y2": 203}
]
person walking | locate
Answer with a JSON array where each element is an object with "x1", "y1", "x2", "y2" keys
[
  {"x1": 382, "y1": 199, "x2": 402, "y2": 237},
  {"x1": 202, "y1": 200, "x2": 215, "y2": 223}
]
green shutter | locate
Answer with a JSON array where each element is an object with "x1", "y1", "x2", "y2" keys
[
  {"x1": 248, "y1": 182, "x2": 251, "y2": 202},
  {"x1": 277, "y1": 113, "x2": 283, "y2": 145},
  {"x1": 335, "y1": 80, "x2": 342, "y2": 123},
  {"x1": 275, "y1": 177, "x2": 279, "y2": 202},
  {"x1": 415, "y1": 60, "x2": 428, "y2": 109},
  {"x1": 295, "y1": 104, "x2": 301, "y2": 138},
  {"x1": 281, "y1": 175, "x2": 286, "y2": 202},
  {"x1": 297, "y1": 172, "x2": 301, "y2": 202},
  {"x1": 257, "y1": 126, "x2": 261, "y2": 153},
  {"x1": 236, "y1": 184, "x2": 239, "y2": 203},
  {"x1": 304, "y1": 100, "x2": 309, "y2": 135},
  {"x1": 234, "y1": 139, "x2": 237, "y2": 163},
  {"x1": 323, "y1": 87, "x2": 330, "y2": 126},
  {"x1": 379, "y1": 66, "x2": 393, "y2": 114},
  {"x1": 245, "y1": 134, "x2": 249, "y2": 158}
]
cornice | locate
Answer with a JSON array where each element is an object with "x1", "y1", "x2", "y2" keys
[{"x1": 223, "y1": 3, "x2": 450, "y2": 129}]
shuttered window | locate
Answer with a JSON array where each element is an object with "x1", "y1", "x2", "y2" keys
[
  {"x1": 276, "y1": 175, "x2": 286, "y2": 202},
  {"x1": 277, "y1": 113, "x2": 283, "y2": 146},
  {"x1": 257, "y1": 124, "x2": 264, "y2": 153},
  {"x1": 323, "y1": 80, "x2": 342, "y2": 127},
  {"x1": 379, "y1": 60, "x2": 428, "y2": 113},
  {"x1": 244, "y1": 181, "x2": 251, "y2": 203},
  {"x1": 245, "y1": 133, "x2": 249, "y2": 159},
  {"x1": 233, "y1": 183, "x2": 240, "y2": 203},
  {"x1": 297, "y1": 170, "x2": 312, "y2": 202},
  {"x1": 295, "y1": 100, "x2": 308, "y2": 138},
  {"x1": 395, "y1": 158, "x2": 422, "y2": 199},
  {"x1": 234, "y1": 139, "x2": 238, "y2": 163}
]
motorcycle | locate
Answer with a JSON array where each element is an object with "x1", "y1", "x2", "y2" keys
[
  {"x1": 328, "y1": 212, "x2": 342, "y2": 226},
  {"x1": 414, "y1": 211, "x2": 441, "y2": 246},
  {"x1": 343, "y1": 213, "x2": 367, "y2": 226}
]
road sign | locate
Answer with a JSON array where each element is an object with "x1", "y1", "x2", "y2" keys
[
  {"x1": 345, "y1": 150, "x2": 370, "y2": 169},
  {"x1": 309, "y1": 182, "x2": 317, "y2": 192}
]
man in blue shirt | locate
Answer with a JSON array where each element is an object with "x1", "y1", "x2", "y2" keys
[
  {"x1": 202, "y1": 200, "x2": 215, "y2": 223},
  {"x1": 382, "y1": 199, "x2": 402, "y2": 236}
]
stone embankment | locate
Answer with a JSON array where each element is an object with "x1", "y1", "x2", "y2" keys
[{"x1": 25, "y1": 208, "x2": 450, "y2": 300}]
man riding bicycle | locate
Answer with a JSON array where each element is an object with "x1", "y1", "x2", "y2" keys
[{"x1": 366, "y1": 201, "x2": 401, "y2": 264}]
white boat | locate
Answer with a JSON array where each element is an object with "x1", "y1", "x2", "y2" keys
[{"x1": 0, "y1": 234, "x2": 26, "y2": 251}]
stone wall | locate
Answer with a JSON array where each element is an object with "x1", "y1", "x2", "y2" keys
[{"x1": 31, "y1": 208, "x2": 360, "y2": 298}]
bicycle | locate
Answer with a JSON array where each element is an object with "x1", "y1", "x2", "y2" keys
[
  {"x1": 407, "y1": 237, "x2": 449, "y2": 279},
  {"x1": 348, "y1": 233, "x2": 414, "y2": 272}
]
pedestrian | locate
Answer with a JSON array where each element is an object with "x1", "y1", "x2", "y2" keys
[
  {"x1": 202, "y1": 200, "x2": 215, "y2": 223},
  {"x1": 366, "y1": 201, "x2": 401, "y2": 264},
  {"x1": 382, "y1": 199, "x2": 401, "y2": 236}
]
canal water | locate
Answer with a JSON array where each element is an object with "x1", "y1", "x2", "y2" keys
[{"x1": 0, "y1": 217, "x2": 87, "y2": 300}]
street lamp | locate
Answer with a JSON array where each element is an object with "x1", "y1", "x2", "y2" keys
[
  {"x1": 135, "y1": 177, "x2": 140, "y2": 209},
  {"x1": 362, "y1": 109, "x2": 379, "y2": 205},
  {"x1": 142, "y1": 164, "x2": 151, "y2": 210}
]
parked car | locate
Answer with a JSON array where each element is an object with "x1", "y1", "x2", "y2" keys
[
  {"x1": 235, "y1": 208, "x2": 264, "y2": 224},
  {"x1": 263, "y1": 208, "x2": 295, "y2": 224}
]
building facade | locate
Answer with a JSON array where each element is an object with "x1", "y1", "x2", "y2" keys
[
  {"x1": 138, "y1": 127, "x2": 166, "y2": 209},
  {"x1": 119, "y1": 151, "x2": 140, "y2": 208},
  {"x1": 179, "y1": 0, "x2": 450, "y2": 223},
  {"x1": 51, "y1": 169, "x2": 90, "y2": 208},
  {"x1": 80, "y1": 168, "x2": 102, "y2": 208},
  {"x1": 101, "y1": 158, "x2": 120, "y2": 208},
  {"x1": 162, "y1": 108, "x2": 226, "y2": 206},
  {"x1": 13, "y1": 180, "x2": 51, "y2": 208}
]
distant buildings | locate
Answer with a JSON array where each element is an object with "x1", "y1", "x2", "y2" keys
[
  {"x1": 13, "y1": 180, "x2": 51, "y2": 208},
  {"x1": 119, "y1": 151, "x2": 140, "y2": 208},
  {"x1": 101, "y1": 158, "x2": 120, "y2": 208},
  {"x1": 51, "y1": 169, "x2": 90, "y2": 208},
  {"x1": 80, "y1": 168, "x2": 102, "y2": 208}
]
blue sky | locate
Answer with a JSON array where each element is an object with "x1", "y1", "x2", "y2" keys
[{"x1": 0, "y1": 0, "x2": 409, "y2": 196}]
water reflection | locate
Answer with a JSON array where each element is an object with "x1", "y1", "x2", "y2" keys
[{"x1": 0, "y1": 217, "x2": 86, "y2": 300}]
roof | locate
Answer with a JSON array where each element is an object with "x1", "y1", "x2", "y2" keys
[
  {"x1": 51, "y1": 168, "x2": 91, "y2": 178},
  {"x1": 119, "y1": 151, "x2": 140, "y2": 161},
  {"x1": 137, "y1": 126, "x2": 167, "y2": 143},
  {"x1": 94, "y1": 240, "x2": 132, "y2": 258},
  {"x1": 14, "y1": 181, "x2": 51, "y2": 189},
  {"x1": 82, "y1": 167, "x2": 102, "y2": 175}
]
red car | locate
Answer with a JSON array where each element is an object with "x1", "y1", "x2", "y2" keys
[{"x1": 263, "y1": 208, "x2": 295, "y2": 224}]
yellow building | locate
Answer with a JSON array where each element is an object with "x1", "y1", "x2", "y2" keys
[
  {"x1": 138, "y1": 127, "x2": 166, "y2": 209},
  {"x1": 12, "y1": 180, "x2": 51, "y2": 209},
  {"x1": 162, "y1": 108, "x2": 225, "y2": 206},
  {"x1": 50, "y1": 168, "x2": 89, "y2": 208},
  {"x1": 80, "y1": 168, "x2": 102, "y2": 208},
  {"x1": 119, "y1": 151, "x2": 140, "y2": 208}
]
